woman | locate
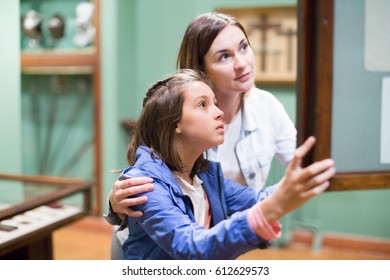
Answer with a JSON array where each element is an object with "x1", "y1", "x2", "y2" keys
[
  {"x1": 105, "y1": 12, "x2": 296, "y2": 257},
  {"x1": 119, "y1": 69, "x2": 334, "y2": 259}
]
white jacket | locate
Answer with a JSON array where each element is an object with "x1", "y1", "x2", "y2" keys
[{"x1": 208, "y1": 87, "x2": 297, "y2": 191}]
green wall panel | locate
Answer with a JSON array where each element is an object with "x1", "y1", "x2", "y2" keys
[{"x1": 0, "y1": 1, "x2": 22, "y2": 174}]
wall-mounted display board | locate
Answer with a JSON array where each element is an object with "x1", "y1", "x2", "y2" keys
[
  {"x1": 217, "y1": 6, "x2": 297, "y2": 85},
  {"x1": 19, "y1": 0, "x2": 102, "y2": 213},
  {"x1": 296, "y1": 0, "x2": 390, "y2": 191}
]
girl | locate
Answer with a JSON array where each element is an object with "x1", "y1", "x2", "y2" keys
[{"x1": 120, "y1": 69, "x2": 334, "y2": 259}]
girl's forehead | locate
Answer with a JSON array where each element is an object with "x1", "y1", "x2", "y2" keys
[{"x1": 183, "y1": 81, "x2": 214, "y2": 98}]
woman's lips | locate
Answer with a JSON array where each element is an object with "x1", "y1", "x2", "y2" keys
[{"x1": 236, "y1": 72, "x2": 251, "y2": 82}]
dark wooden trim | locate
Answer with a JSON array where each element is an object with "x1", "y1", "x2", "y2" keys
[
  {"x1": 256, "y1": 80, "x2": 296, "y2": 87},
  {"x1": 292, "y1": 230, "x2": 390, "y2": 256},
  {"x1": 312, "y1": 0, "x2": 333, "y2": 162},
  {"x1": 0, "y1": 173, "x2": 87, "y2": 185},
  {"x1": 296, "y1": 0, "x2": 315, "y2": 162},
  {"x1": 297, "y1": 0, "x2": 333, "y2": 165},
  {"x1": 329, "y1": 171, "x2": 390, "y2": 191},
  {"x1": 92, "y1": 0, "x2": 102, "y2": 215}
]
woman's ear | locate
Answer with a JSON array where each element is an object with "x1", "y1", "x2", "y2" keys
[{"x1": 175, "y1": 125, "x2": 182, "y2": 134}]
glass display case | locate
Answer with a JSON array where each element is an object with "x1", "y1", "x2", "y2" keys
[{"x1": 0, "y1": 173, "x2": 92, "y2": 259}]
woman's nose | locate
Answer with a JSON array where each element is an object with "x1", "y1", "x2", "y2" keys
[{"x1": 234, "y1": 54, "x2": 246, "y2": 69}]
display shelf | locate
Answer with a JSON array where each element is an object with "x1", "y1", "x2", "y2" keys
[
  {"x1": 20, "y1": 0, "x2": 100, "y2": 68},
  {"x1": 22, "y1": 65, "x2": 94, "y2": 75},
  {"x1": 21, "y1": 48, "x2": 98, "y2": 68},
  {"x1": 20, "y1": 0, "x2": 99, "y2": 51}
]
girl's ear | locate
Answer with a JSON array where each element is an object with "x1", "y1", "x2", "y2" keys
[{"x1": 175, "y1": 125, "x2": 182, "y2": 134}]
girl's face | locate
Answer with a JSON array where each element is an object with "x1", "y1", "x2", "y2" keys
[
  {"x1": 175, "y1": 81, "x2": 224, "y2": 154},
  {"x1": 203, "y1": 25, "x2": 255, "y2": 98}
]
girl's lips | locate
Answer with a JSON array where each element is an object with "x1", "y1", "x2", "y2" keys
[{"x1": 216, "y1": 124, "x2": 225, "y2": 132}]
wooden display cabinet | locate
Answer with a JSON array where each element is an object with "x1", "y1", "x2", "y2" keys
[{"x1": 20, "y1": 0, "x2": 102, "y2": 213}]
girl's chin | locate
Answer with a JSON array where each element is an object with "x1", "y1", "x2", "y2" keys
[
  {"x1": 216, "y1": 138, "x2": 224, "y2": 146},
  {"x1": 206, "y1": 139, "x2": 224, "y2": 150}
]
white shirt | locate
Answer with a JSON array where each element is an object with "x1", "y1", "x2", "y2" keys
[{"x1": 173, "y1": 173, "x2": 209, "y2": 227}]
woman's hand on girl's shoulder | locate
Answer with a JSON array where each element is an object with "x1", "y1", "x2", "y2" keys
[{"x1": 109, "y1": 177, "x2": 154, "y2": 218}]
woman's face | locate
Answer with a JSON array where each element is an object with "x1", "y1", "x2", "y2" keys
[
  {"x1": 203, "y1": 25, "x2": 255, "y2": 98},
  {"x1": 175, "y1": 81, "x2": 225, "y2": 154}
]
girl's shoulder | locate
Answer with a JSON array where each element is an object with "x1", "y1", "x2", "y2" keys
[{"x1": 119, "y1": 146, "x2": 173, "y2": 183}]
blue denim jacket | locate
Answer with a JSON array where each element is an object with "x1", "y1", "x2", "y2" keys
[{"x1": 120, "y1": 146, "x2": 277, "y2": 260}]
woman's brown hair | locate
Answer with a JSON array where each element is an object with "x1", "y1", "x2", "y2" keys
[
  {"x1": 127, "y1": 69, "x2": 212, "y2": 177},
  {"x1": 176, "y1": 12, "x2": 250, "y2": 71}
]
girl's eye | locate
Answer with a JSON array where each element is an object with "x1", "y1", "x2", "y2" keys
[{"x1": 199, "y1": 101, "x2": 207, "y2": 108}]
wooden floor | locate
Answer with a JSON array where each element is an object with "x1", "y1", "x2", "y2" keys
[
  {"x1": 53, "y1": 215, "x2": 112, "y2": 260},
  {"x1": 53, "y1": 215, "x2": 390, "y2": 260}
]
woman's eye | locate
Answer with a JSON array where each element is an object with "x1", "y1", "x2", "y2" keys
[
  {"x1": 219, "y1": 53, "x2": 229, "y2": 61},
  {"x1": 241, "y1": 43, "x2": 248, "y2": 51}
]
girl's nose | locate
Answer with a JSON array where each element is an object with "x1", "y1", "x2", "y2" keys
[{"x1": 215, "y1": 106, "x2": 224, "y2": 120}]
